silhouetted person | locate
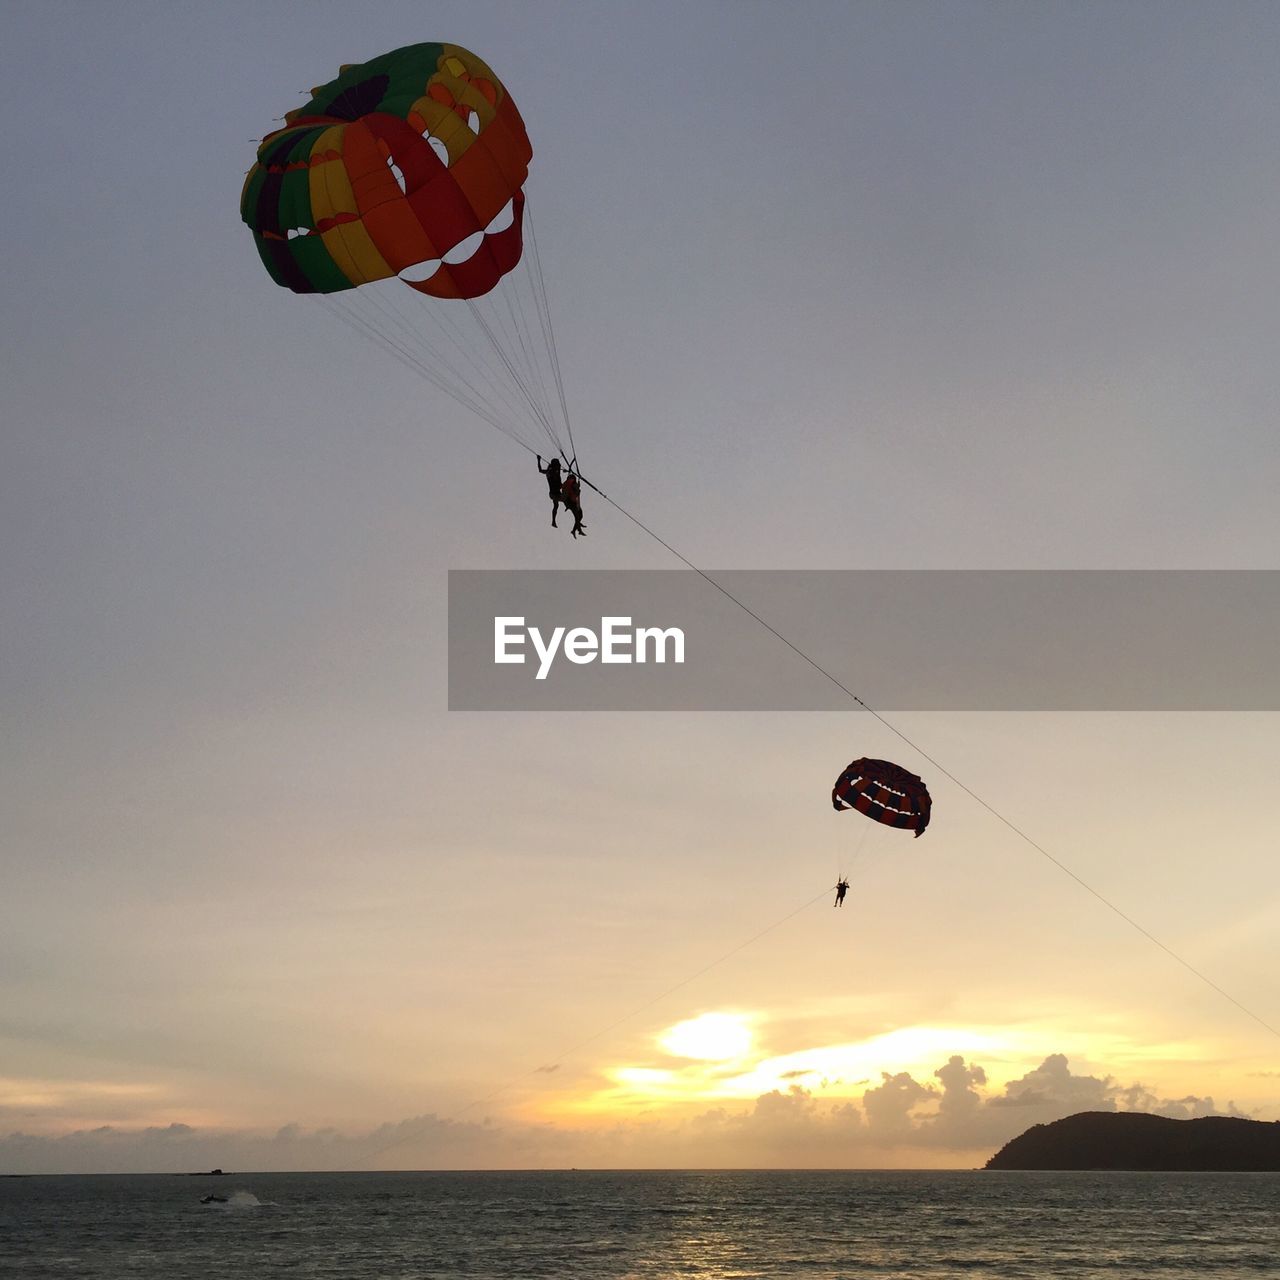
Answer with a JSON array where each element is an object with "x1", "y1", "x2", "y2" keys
[
  {"x1": 834, "y1": 877, "x2": 849, "y2": 907},
  {"x1": 561, "y1": 470, "x2": 586, "y2": 538},
  {"x1": 537, "y1": 454, "x2": 562, "y2": 526}
]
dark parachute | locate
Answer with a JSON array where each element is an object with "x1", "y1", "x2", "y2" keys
[{"x1": 832, "y1": 758, "x2": 931, "y2": 837}]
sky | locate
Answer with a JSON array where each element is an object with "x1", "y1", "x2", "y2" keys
[{"x1": 2, "y1": 0, "x2": 1279, "y2": 1173}]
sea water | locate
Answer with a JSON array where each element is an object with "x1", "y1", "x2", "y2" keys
[{"x1": 1, "y1": 1169, "x2": 1277, "y2": 1277}]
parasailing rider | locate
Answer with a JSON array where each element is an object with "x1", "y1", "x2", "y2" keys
[
  {"x1": 537, "y1": 455, "x2": 563, "y2": 527},
  {"x1": 834, "y1": 878, "x2": 849, "y2": 908},
  {"x1": 560, "y1": 470, "x2": 586, "y2": 539}
]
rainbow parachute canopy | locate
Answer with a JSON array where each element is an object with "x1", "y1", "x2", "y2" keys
[
  {"x1": 240, "y1": 42, "x2": 532, "y2": 300},
  {"x1": 832, "y1": 758, "x2": 932, "y2": 837}
]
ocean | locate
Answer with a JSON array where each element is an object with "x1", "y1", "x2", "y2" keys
[{"x1": 1, "y1": 1169, "x2": 1277, "y2": 1277}]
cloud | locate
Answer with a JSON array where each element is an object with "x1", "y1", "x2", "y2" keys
[
  {"x1": 665, "y1": 1086, "x2": 868, "y2": 1164},
  {"x1": 986, "y1": 1053, "x2": 1116, "y2": 1111},
  {"x1": 0, "y1": 1052, "x2": 1253, "y2": 1173},
  {"x1": 981, "y1": 1057, "x2": 1248, "y2": 1123},
  {"x1": 869, "y1": 1053, "x2": 1253, "y2": 1152},
  {"x1": 0, "y1": 1112, "x2": 562, "y2": 1176},
  {"x1": 1150, "y1": 1095, "x2": 1249, "y2": 1120},
  {"x1": 862, "y1": 1071, "x2": 936, "y2": 1135},
  {"x1": 935, "y1": 1055, "x2": 987, "y2": 1118},
  {"x1": 0, "y1": 1089, "x2": 873, "y2": 1174}
]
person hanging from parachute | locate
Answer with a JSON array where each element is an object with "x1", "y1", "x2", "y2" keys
[
  {"x1": 830, "y1": 758, "x2": 931, "y2": 910},
  {"x1": 537, "y1": 455, "x2": 563, "y2": 527},
  {"x1": 561, "y1": 469, "x2": 586, "y2": 538}
]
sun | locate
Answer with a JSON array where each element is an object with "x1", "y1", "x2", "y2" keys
[{"x1": 659, "y1": 1013, "x2": 753, "y2": 1062}]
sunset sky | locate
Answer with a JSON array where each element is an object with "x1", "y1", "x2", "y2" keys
[{"x1": 3, "y1": 1, "x2": 1279, "y2": 1173}]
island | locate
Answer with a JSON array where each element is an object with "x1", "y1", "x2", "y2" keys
[{"x1": 985, "y1": 1111, "x2": 1280, "y2": 1171}]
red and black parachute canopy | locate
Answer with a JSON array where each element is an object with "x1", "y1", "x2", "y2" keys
[{"x1": 832, "y1": 758, "x2": 931, "y2": 837}]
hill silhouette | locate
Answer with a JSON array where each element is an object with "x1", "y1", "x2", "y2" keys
[{"x1": 985, "y1": 1111, "x2": 1280, "y2": 1171}]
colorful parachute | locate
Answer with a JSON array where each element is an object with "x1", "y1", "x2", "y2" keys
[
  {"x1": 241, "y1": 43, "x2": 575, "y2": 461},
  {"x1": 241, "y1": 43, "x2": 532, "y2": 300},
  {"x1": 832, "y1": 758, "x2": 932, "y2": 837}
]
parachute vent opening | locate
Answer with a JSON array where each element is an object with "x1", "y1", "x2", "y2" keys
[
  {"x1": 398, "y1": 258, "x2": 441, "y2": 285},
  {"x1": 443, "y1": 230, "x2": 485, "y2": 266}
]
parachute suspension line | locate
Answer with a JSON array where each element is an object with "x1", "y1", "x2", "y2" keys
[
  {"x1": 357, "y1": 285, "x2": 527, "y2": 435},
  {"x1": 489, "y1": 280, "x2": 536, "y2": 403},
  {"x1": 499, "y1": 263, "x2": 558, "y2": 445},
  {"x1": 477, "y1": 279, "x2": 560, "y2": 457},
  {"x1": 316, "y1": 257, "x2": 590, "y2": 458},
  {"x1": 328, "y1": 289, "x2": 510, "y2": 435},
  {"x1": 338, "y1": 290, "x2": 531, "y2": 448},
  {"x1": 380, "y1": 281, "x2": 540, "y2": 438},
  {"x1": 525, "y1": 204, "x2": 578, "y2": 468},
  {"x1": 366, "y1": 271, "x2": 537, "y2": 435},
  {"x1": 464, "y1": 295, "x2": 567, "y2": 459},
  {"x1": 579, "y1": 480, "x2": 1280, "y2": 1044},
  {"x1": 321, "y1": 293, "x2": 499, "y2": 433},
  {"x1": 840, "y1": 813, "x2": 874, "y2": 881},
  {"x1": 361, "y1": 881, "x2": 836, "y2": 1164},
  {"x1": 465, "y1": 289, "x2": 562, "y2": 454},
  {"x1": 481, "y1": 255, "x2": 540, "y2": 397},
  {"x1": 318, "y1": 295, "x2": 534, "y2": 455}
]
